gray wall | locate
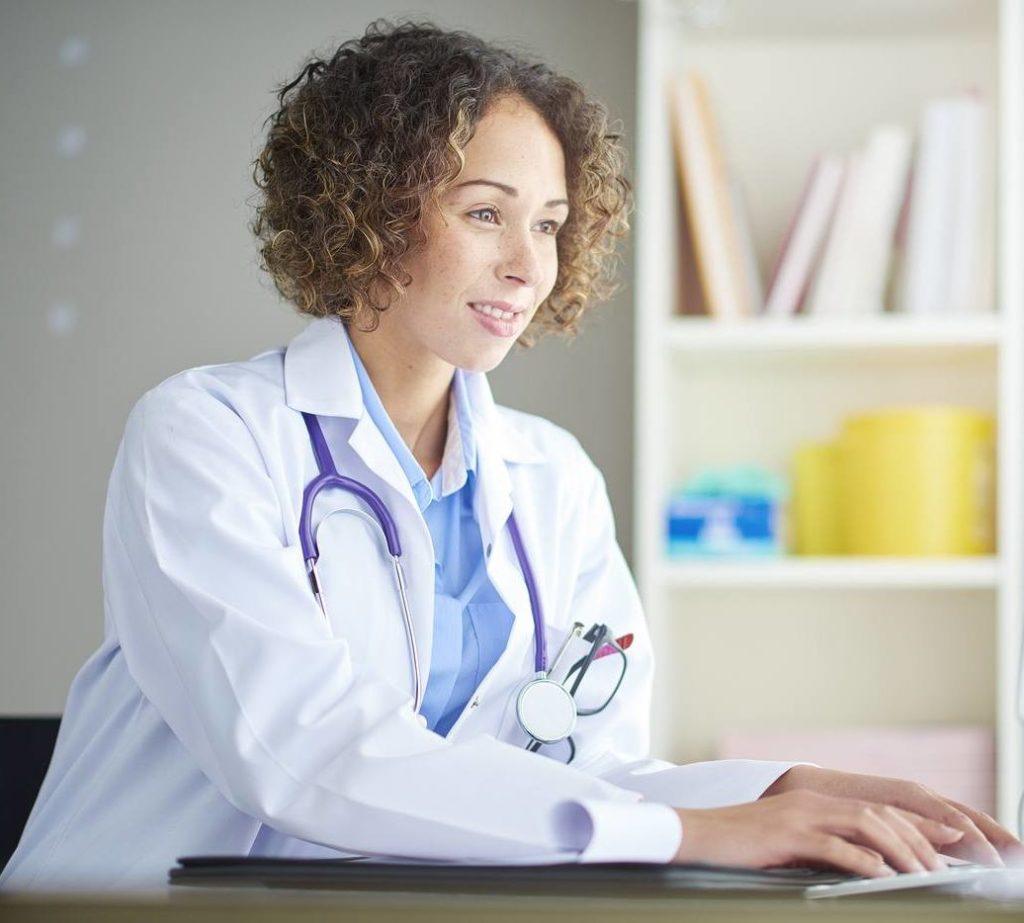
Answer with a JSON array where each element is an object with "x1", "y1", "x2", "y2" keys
[{"x1": 0, "y1": 1, "x2": 637, "y2": 713}]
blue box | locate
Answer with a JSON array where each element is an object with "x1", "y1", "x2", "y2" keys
[{"x1": 666, "y1": 495, "x2": 782, "y2": 557}]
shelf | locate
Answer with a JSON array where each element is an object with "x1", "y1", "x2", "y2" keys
[
  {"x1": 659, "y1": 556, "x2": 1000, "y2": 589},
  {"x1": 658, "y1": 0, "x2": 996, "y2": 39},
  {"x1": 636, "y1": 0, "x2": 1023, "y2": 822},
  {"x1": 665, "y1": 315, "x2": 1002, "y2": 356}
]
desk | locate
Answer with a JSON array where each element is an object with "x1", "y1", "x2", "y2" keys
[{"x1": 4, "y1": 887, "x2": 1024, "y2": 922}]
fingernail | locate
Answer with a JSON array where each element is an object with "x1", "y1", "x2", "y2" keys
[
  {"x1": 942, "y1": 826, "x2": 965, "y2": 840},
  {"x1": 879, "y1": 866, "x2": 897, "y2": 878}
]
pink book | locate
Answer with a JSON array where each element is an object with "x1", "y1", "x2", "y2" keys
[
  {"x1": 717, "y1": 726, "x2": 995, "y2": 815},
  {"x1": 764, "y1": 154, "x2": 845, "y2": 317}
]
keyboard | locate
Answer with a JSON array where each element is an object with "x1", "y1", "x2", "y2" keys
[{"x1": 804, "y1": 862, "x2": 1000, "y2": 899}]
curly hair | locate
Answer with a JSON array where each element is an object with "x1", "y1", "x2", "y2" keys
[{"x1": 250, "y1": 19, "x2": 632, "y2": 346}]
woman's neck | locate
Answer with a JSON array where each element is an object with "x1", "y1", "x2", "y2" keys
[{"x1": 346, "y1": 322, "x2": 454, "y2": 480}]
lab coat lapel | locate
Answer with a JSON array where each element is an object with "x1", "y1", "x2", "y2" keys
[
  {"x1": 284, "y1": 316, "x2": 419, "y2": 510},
  {"x1": 346, "y1": 414, "x2": 418, "y2": 511},
  {"x1": 283, "y1": 317, "x2": 432, "y2": 689},
  {"x1": 342, "y1": 415, "x2": 436, "y2": 695},
  {"x1": 464, "y1": 372, "x2": 536, "y2": 674}
]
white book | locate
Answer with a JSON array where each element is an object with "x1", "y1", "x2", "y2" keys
[
  {"x1": 764, "y1": 154, "x2": 845, "y2": 317},
  {"x1": 808, "y1": 126, "x2": 912, "y2": 315},
  {"x1": 947, "y1": 93, "x2": 995, "y2": 314},
  {"x1": 730, "y1": 175, "x2": 765, "y2": 315},
  {"x1": 853, "y1": 125, "x2": 914, "y2": 313},
  {"x1": 893, "y1": 98, "x2": 962, "y2": 314},
  {"x1": 805, "y1": 152, "x2": 861, "y2": 315}
]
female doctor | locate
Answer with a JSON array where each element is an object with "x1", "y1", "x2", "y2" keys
[{"x1": 3, "y1": 20, "x2": 1020, "y2": 892}]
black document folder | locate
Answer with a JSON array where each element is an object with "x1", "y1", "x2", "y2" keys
[{"x1": 169, "y1": 855, "x2": 850, "y2": 894}]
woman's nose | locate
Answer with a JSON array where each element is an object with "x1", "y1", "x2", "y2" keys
[{"x1": 497, "y1": 227, "x2": 543, "y2": 287}]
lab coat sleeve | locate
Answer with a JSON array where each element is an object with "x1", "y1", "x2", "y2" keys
[
  {"x1": 104, "y1": 382, "x2": 679, "y2": 864},
  {"x1": 562, "y1": 451, "x2": 812, "y2": 818}
]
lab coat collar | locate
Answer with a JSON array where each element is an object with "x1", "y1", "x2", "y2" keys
[{"x1": 283, "y1": 317, "x2": 545, "y2": 542}]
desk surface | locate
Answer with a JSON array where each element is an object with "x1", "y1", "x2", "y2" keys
[{"x1": 5, "y1": 886, "x2": 1024, "y2": 923}]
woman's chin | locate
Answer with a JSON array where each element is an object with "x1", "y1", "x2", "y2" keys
[
  {"x1": 467, "y1": 347, "x2": 518, "y2": 374},
  {"x1": 443, "y1": 339, "x2": 517, "y2": 375}
]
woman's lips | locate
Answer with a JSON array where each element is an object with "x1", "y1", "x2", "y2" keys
[{"x1": 468, "y1": 302, "x2": 524, "y2": 337}]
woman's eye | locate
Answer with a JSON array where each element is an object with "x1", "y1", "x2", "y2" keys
[{"x1": 468, "y1": 208, "x2": 560, "y2": 235}]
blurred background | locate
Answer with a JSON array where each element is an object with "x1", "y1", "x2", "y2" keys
[
  {"x1": 3, "y1": 0, "x2": 1024, "y2": 830},
  {"x1": 0, "y1": 0, "x2": 637, "y2": 711}
]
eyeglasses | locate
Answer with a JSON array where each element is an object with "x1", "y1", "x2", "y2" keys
[{"x1": 527, "y1": 622, "x2": 629, "y2": 764}]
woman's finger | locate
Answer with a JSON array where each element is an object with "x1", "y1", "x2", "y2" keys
[
  {"x1": 944, "y1": 798, "x2": 1024, "y2": 861},
  {"x1": 891, "y1": 807, "x2": 966, "y2": 852},
  {"x1": 831, "y1": 802, "x2": 926, "y2": 874},
  {"x1": 882, "y1": 807, "x2": 947, "y2": 871},
  {"x1": 798, "y1": 833, "x2": 894, "y2": 879},
  {"x1": 888, "y1": 787, "x2": 1003, "y2": 866}
]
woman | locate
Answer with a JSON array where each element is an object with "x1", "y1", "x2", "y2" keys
[{"x1": 2, "y1": 20, "x2": 1018, "y2": 891}]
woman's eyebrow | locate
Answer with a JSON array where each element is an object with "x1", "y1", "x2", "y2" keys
[{"x1": 453, "y1": 178, "x2": 569, "y2": 209}]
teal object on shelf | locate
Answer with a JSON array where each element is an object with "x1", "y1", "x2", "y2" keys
[{"x1": 666, "y1": 466, "x2": 787, "y2": 557}]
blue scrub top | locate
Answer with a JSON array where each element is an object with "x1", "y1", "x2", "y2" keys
[{"x1": 346, "y1": 336, "x2": 515, "y2": 736}]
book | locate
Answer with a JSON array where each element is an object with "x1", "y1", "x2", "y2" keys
[
  {"x1": 806, "y1": 125, "x2": 912, "y2": 315},
  {"x1": 717, "y1": 725, "x2": 995, "y2": 816},
  {"x1": 730, "y1": 174, "x2": 765, "y2": 315},
  {"x1": 803, "y1": 150, "x2": 861, "y2": 314},
  {"x1": 947, "y1": 92, "x2": 995, "y2": 314},
  {"x1": 669, "y1": 71, "x2": 759, "y2": 318},
  {"x1": 893, "y1": 92, "x2": 994, "y2": 315},
  {"x1": 764, "y1": 154, "x2": 845, "y2": 317},
  {"x1": 892, "y1": 97, "x2": 962, "y2": 314}
]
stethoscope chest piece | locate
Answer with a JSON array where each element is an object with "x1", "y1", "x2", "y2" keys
[{"x1": 516, "y1": 677, "x2": 577, "y2": 745}]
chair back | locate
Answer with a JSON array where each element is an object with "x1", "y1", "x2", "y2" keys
[{"x1": 0, "y1": 716, "x2": 61, "y2": 870}]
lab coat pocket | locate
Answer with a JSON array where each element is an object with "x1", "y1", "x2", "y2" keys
[
  {"x1": 542, "y1": 621, "x2": 585, "y2": 686},
  {"x1": 491, "y1": 618, "x2": 575, "y2": 746}
]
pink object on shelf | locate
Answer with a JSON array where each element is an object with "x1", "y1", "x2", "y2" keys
[{"x1": 717, "y1": 726, "x2": 995, "y2": 815}]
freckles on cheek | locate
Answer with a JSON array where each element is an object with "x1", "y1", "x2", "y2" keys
[
  {"x1": 436, "y1": 234, "x2": 491, "y2": 299},
  {"x1": 541, "y1": 257, "x2": 560, "y2": 301},
  {"x1": 419, "y1": 243, "x2": 470, "y2": 316}
]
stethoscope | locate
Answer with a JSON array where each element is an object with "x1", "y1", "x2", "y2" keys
[{"x1": 298, "y1": 411, "x2": 581, "y2": 751}]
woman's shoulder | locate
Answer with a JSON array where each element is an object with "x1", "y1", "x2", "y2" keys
[
  {"x1": 120, "y1": 346, "x2": 295, "y2": 460},
  {"x1": 492, "y1": 403, "x2": 601, "y2": 481},
  {"x1": 126, "y1": 344, "x2": 292, "y2": 428},
  {"x1": 493, "y1": 405, "x2": 615, "y2": 535},
  {"x1": 142, "y1": 346, "x2": 288, "y2": 407}
]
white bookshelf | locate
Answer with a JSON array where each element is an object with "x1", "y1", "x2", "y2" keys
[
  {"x1": 633, "y1": 0, "x2": 1024, "y2": 827},
  {"x1": 666, "y1": 315, "x2": 1003, "y2": 355},
  {"x1": 659, "y1": 556, "x2": 1001, "y2": 590}
]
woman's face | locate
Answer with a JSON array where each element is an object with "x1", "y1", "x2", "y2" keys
[{"x1": 382, "y1": 94, "x2": 568, "y2": 374}]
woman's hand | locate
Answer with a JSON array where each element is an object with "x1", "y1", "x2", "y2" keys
[
  {"x1": 673, "y1": 789, "x2": 966, "y2": 877},
  {"x1": 762, "y1": 765, "x2": 1023, "y2": 867}
]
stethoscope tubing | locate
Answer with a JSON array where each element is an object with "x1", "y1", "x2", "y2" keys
[{"x1": 297, "y1": 412, "x2": 547, "y2": 714}]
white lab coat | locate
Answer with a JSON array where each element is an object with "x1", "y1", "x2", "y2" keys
[{"x1": 1, "y1": 317, "x2": 801, "y2": 891}]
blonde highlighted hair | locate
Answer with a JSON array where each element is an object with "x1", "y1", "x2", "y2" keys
[{"x1": 250, "y1": 19, "x2": 632, "y2": 346}]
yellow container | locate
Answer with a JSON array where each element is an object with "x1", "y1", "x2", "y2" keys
[
  {"x1": 838, "y1": 407, "x2": 995, "y2": 556},
  {"x1": 791, "y1": 442, "x2": 843, "y2": 555}
]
